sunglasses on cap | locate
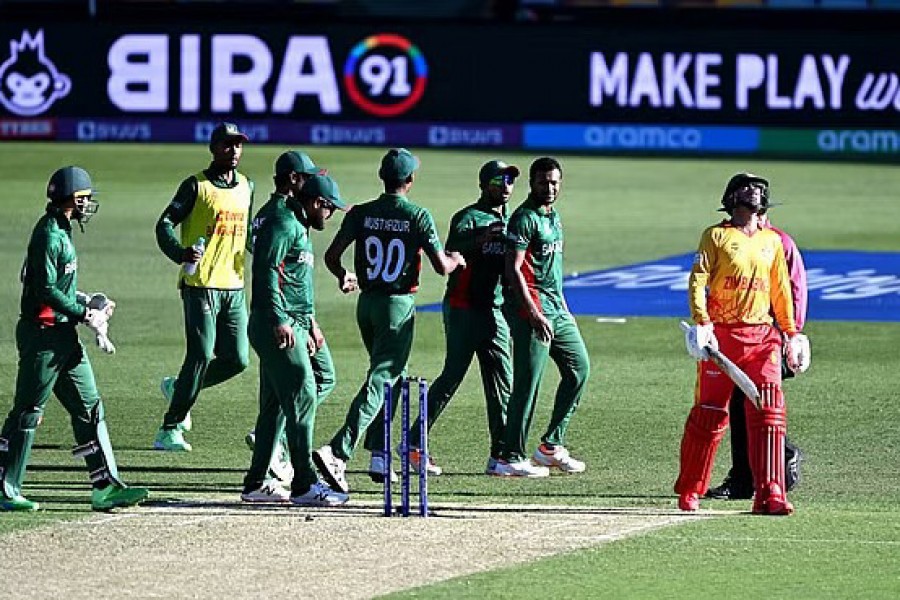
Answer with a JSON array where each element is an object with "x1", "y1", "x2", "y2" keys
[{"x1": 489, "y1": 174, "x2": 515, "y2": 186}]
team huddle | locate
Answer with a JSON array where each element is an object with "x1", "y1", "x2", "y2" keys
[{"x1": 0, "y1": 123, "x2": 810, "y2": 515}]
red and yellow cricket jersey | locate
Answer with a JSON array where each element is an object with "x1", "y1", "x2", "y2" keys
[{"x1": 688, "y1": 220, "x2": 796, "y2": 335}]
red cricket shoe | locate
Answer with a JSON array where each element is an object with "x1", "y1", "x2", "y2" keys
[
  {"x1": 678, "y1": 492, "x2": 700, "y2": 512},
  {"x1": 752, "y1": 483, "x2": 794, "y2": 516}
]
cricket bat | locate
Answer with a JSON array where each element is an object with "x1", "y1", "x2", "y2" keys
[{"x1": 679, "y1": 321, "x2": 761, "y2": 409}]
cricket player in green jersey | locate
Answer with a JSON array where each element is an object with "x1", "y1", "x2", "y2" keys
[
  {"x1": 243, "y1": 150, "x2": 322, "y2": 484},
  {"x1": 153, "y1": 122, "x2": 255, "y2": 452},
  {"x1": 406, "y1": 160, "x2": 518, "y2": 477},
  {"x1": 0, "y1": 166, "x2": 149, "y2": 512},
  {"x1": 495, "y1": 157, "x2": 591, "y2": 477},
  {"x1": 241, "y1": 160, "x2": 349, "y2": 506},
  {"x1": 312, "y1": 148, "x2": 466, "y2": 495}
]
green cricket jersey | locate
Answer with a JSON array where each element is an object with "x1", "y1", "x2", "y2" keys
[
  {"x1": 250, "y1": 194, "x2": 315, "y2": 326},
  {"x1": 506, "y1": 196, "x2": 566, "y2": 316},
  {"x1": 444, "y1": 198, "x2": 507, "y2": 309},
  {"x1": 336, "y1": 193, "x2": 442, "y2": 294},
  {"x1": 19, "y1": 206, "x2": 87, "y2": 326}
]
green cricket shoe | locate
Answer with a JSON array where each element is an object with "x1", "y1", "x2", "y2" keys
[
  {"x1": 153, "y1": 427, "x2": 192, "y2": 452},
  {"x1": 0, "y1": 494, "x2": 39, "y2": 512},
  {"x1": 92, "y1": 484, "x2": 150, "y2": 512},
  {"x1": 160, "y1": 376, "x2": 191, "y2": 432}
]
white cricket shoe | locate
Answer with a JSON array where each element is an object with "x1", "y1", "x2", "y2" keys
[
  {"x1": 269, "y1": 446, "x2": 294, "y2": 485},
  {"x1": 241, "y1": 480, "x2": 290, "y2": 503},
  {"x1": 532, "y1": 444, "x2": 586, "y2": 474},
  {"x1": 368, "y1": 452, "x2": 399, "y2": 484},
  {"x1": 291, "y1": 481, "x2": 349, "y2": 507},
  {"x1": 493, "y1": 459, "x2": 550, "y2": 478},
  {"x1": 485, "y1": 456, "x2": 500, "y2": 476},
  {"x1": 312, "y1": 445, "x2": 349, "y2": 494}
]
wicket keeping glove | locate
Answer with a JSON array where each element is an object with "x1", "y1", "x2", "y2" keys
[
  {"x1": 785, "y1": 333, "x2": 810, "y2": 374},
  {"x1": 685, "y1": 323, "x2": 718, "y2": 361},
  {"x1": 83, "y1": 305, "x2": 116, "y2": 354}
]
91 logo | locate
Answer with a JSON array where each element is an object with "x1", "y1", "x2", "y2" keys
[{"x1": 343, "y1": 34, "x2": 427, "y2": 117}]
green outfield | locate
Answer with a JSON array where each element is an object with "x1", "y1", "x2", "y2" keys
[{"x1": 0, "y1": 143, "x2": 898, "y2": 598}]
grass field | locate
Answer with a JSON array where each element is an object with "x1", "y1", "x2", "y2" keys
[{"x1": 0, "y1": 143, "x2": 898, "y2": 598}]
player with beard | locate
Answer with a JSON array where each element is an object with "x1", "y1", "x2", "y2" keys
[
  {"x1": 706, "y1": 189, "x2": 808, "y2": 500},
  {"x1": 495, "y1": 157, "x2": 591, "y2": 478},
  {"x1": 676, "y1": 172, "x2": 810, "y2": 515},
  {"x1": 401, "y1": 160, "x2": 519, "y2": 478},
  {"x1": 153, "y1": 122, "x2": 255, "y2": 452},
  {"x1": 241, "y1": 166, "x2": 349, "y2": 506}
]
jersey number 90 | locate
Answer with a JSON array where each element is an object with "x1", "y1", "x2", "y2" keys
[{"x1": 365, "y1": 236, "x2": 405, "y2": 282}]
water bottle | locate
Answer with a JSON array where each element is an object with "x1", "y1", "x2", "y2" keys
[{"x1": 183, "y1": 237, "x2": 206, "y2": 276}]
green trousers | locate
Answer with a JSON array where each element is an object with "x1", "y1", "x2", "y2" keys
[
  {"x1": 245, "y1": 313, "x2": 334, "y2": 495},
  {"x1": 408, "y1": 302, "x2": 511, "y2": 459},
  {"x1": 329, "y1": 292, "x2": 415, "y2": 461},
  {"x1": 162, "y1": 286, "x2": 250, "y2": 429},
  {"x1": 1, "y1": 321, "x2": 122, "y2": 499},
  {"x1": 500, "y1": 311, "x2": 591, "y2": 462}
]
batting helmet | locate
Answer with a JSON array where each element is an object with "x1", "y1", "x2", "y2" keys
[
  {"x1": 46, "y1": 166, "x2": 99, "y2": 224},
  {"x1": 720, "y1": 172, "x2": 770, "y2": 215}
]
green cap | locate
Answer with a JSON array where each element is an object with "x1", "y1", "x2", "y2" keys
[
  {"x1": 299, "y1": 174, "x2": 349, "y2": 211},
  {"x1": 378, "y1": 148, "x2": 419, "y2": 181},
  {"x1": 209, "y1": 122, "x2": 249, "y2": 145},
  {"x1": 478, "y1": 160, "x2": 520, "y2": 185},
  {"x1": 46, "y1": 166, "x2": 93, "y2": 201},
  {"x1": 275, "y1": 150, "x2": 319, "y2": 176}
]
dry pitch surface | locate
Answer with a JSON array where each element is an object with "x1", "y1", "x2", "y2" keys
[{"x1": 0, "y1": 496, "x2": 711, "y2": 599}]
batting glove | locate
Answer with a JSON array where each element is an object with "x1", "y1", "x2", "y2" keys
[
  {"x1": 685, "y1": 323, "x2": 718, "y2": 361},
  {"x1": 785, "y1": 333, "x2": 810, "y2": 374}
]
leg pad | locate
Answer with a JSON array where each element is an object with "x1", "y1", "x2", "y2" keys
[{"x1": 674, "y1": 405, "x2": 729, "y2": 496}]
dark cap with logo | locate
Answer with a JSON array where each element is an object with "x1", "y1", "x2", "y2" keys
[
  {"x1": 479, "y1": 160, "x2": 521, "y2": 185},
  {"x1": 209, "y1": 122, "x2": 249, "y2": 146},
  {"x1": 299, "y1": 174, "x2": 349, "y2": 211},
  {"x1": 47, "y1": 166, "x2": 93, "y2": 202},
  {"x1": 275, "y1": 150, "x2": 319, "y2": 176},
  {"x1": 378, "y1": 148, "x2": 419, "y2": 181}
]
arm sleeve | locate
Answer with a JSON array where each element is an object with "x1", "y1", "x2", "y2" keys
[
  {"x1": 155, "y1": 177, "x2": 198, "y2": 265},
  {"x1": 31, "y1": 233, "x2": 86, "y2": 321},
  {"x1": 769, "y1": 243, "x2": 797, "y2": 336},
  {"x1": 781, "y1": 233, "x2": 808, "y2": 331},
  {"x1": 418, "y1": 208, "x2": 444, "y2": 261},
  {"x1": 252, "y1": 219, "x2": 293, "y2": 327},
  {"x1": 688, "y1": 230, "x2": 714, "y2": 324},
  {"x1": 245, "y1": 179, "x2": 256, "y2": 254}
]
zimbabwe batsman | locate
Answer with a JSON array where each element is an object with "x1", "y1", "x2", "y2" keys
[{"x1": 677, "y1": 172, "x2": 810, "y2": 515}]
